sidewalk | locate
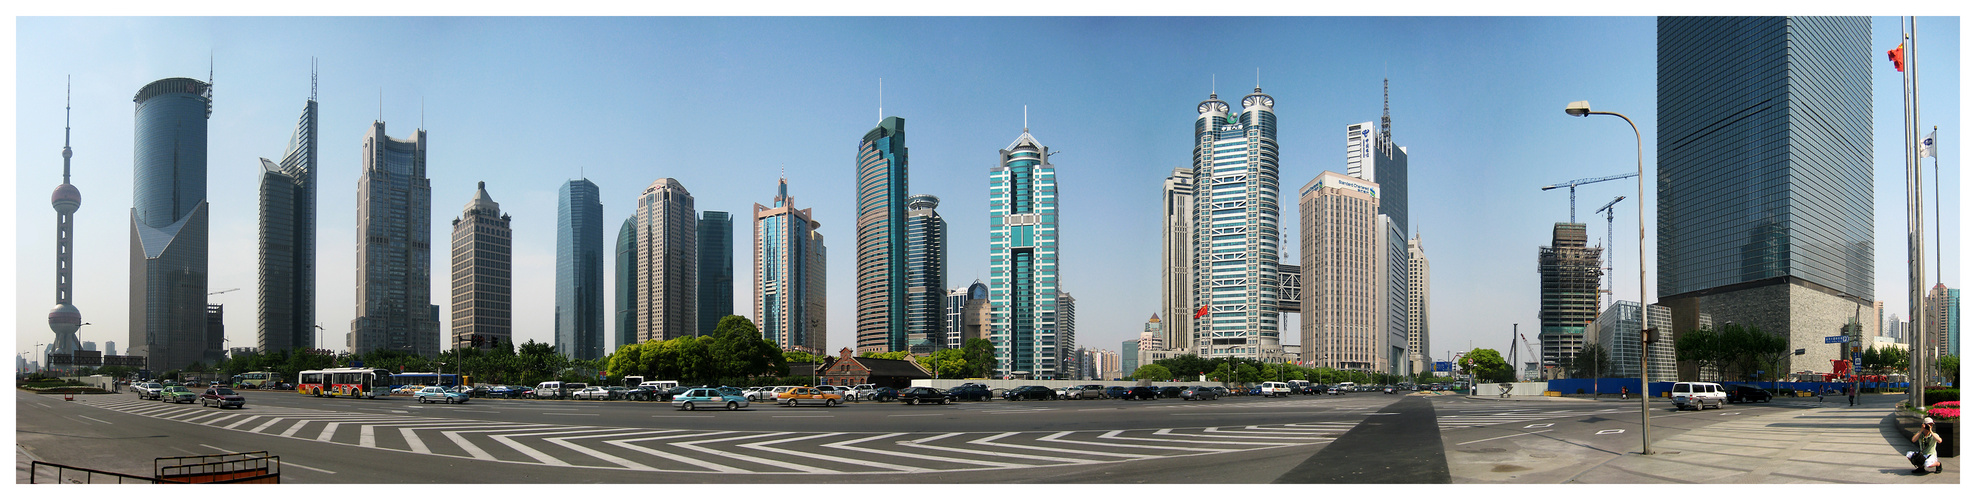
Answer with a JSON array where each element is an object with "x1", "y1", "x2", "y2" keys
[{"x1": 1568, "y1": 404, "x2": 1959, "y2": 484}]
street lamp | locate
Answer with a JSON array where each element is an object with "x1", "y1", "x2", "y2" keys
[{"x1": 1566, "y1": 99, "x2": 1652, "y2": 455}]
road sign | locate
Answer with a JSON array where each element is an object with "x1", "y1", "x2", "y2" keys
[
  {"x1": 1435, "y1": 361, "x2": 1453, "y2": 372},
  {"x1": 1824, "y1": 335, "x2": 1848, "y2": 344}
]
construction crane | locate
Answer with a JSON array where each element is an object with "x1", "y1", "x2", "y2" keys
[
  {"x1": 1518, "y1": 329, "x2": 1543, "y2": 381},
  {"x1": 208, "y1": 288, "x2": 240, "y2": 296},
  {"x1": 1594, "y1": 196, "x2": 1625, "y2": 308},
  {"x1": 1540, "y1": 172, "x2": 1639, "y2": 223}
]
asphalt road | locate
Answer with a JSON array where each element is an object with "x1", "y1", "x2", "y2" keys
[{"x1": 18, "y1": 388, "x2": 1422, "y2": 483}]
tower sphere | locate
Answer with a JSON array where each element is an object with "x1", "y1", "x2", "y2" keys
[
  {"x1": 52, "y1": 183, "x2": 81, "y2": 214},
  {"x1": 49, "y1": 303, "x2": 81, "y2": 336}
]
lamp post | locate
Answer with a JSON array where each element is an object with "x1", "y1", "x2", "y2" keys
[
  {"x1": 34, "y1": 344, "x2": 47, "y2": 375},
  {"x1": 1566, "y1": 100, "x2": 1652, "y2": 455}
]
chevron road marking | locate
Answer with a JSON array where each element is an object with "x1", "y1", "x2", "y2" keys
[
  {"x1": 486, "y1": 428, "x2": 613, "y2": 466},
  {"x1": 1096, "y1": 429, "x2": 1289, "y2": 446},
  {"x1": 969, "y1": 432, "x2": 1153, "y2": 459},
  {"x1": 1153, "y1": 428, "x2": 1326, "y2": 440},
  {"x1": 1038, "y1": 431, "x2": 1234, "y2": 452},
  {"x1": 902, "y1": 433, "x2": 1099, "y2": 465},
  {"x1": 391, "y1": 423, "x2": 556, "y2": 454},
  {"x1": 541, "y1": 430, "x2": 685, "y2": 471},
  {"x1": 605, "y1": 432, "x2": 750, "y2": 473},
  {"x1": 820, "y1": 433, "x2": 1027, "y2": 469},
  {"x1": 672, "y1": 432, "x2": 833, "y2": 473},
  {"x1": 741, "y1": 433, "x2": 928, "y2": 472}
]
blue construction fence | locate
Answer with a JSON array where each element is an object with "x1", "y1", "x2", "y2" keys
[{"x1": 1545, "y1": 378, "x2": 1911, "y2": 396}]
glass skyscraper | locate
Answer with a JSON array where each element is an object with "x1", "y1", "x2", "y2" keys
[
  {"x1": 1191, "y1": 87, "x2": 1282, "y2": 360},
  {"x1": 698, "y1": 211, "x2": 734, "y2": 336},
  {"x1": 352, "y1": 121, "x2": 439, "y2": 357},
  {"x1": 855, "y1": 116, "x2": 909, "y2": 354},
  {"x1": 1657, "y1": 16, "x2": 1874, "y2": 377},
  {"x1": 989, "y1": 128, "x2": 1062, "y2": 379},
  {"x1": 753, "y1": 178, "x2": 827, "y2": 354},
  {"x1": 556, "y1": 178, "x2": 604, "y2": 359},
  {"x1": 258, "y1": 88, "x2": 317, "y2": 355},
  {"x1": 905, "y1": 194, "x2": 947, "y2": 354},
  {"x1": 615, "y1": 216, "x2": 637, "y2": 350},
  {"x1": 130, "y1": 77, "x2": 214, "y2": 372}
]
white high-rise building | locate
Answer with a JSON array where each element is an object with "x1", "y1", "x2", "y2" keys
[
  {"x1": 1408, "y1": 234, "x2": 1430, "y2": 375},
  {"x1": 1161, "y1": 168, "x2": 1194, "y2": 352},
  {"x1": 1190, "y1": 86, "x2": 1281, "y2": 360}
]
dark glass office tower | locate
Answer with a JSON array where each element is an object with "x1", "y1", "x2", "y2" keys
[
  {"x1": 556, "y1": 179, "x2": 604, "y2": 359},
  {"x1": 1657, "y1": 16, "x2": 1873, "y2": 378},
  {"x1": 904, "y1": 194, "x2": 947, "y2": 354},
  {"x1": 615, "y1": 216, "x2": 637, "y2": 350},
  {"x1": 129, "y1": 77, "x2": 213, "y2": 372},
  {"x1": 698, "y1": 211, "x2": 734, "y2": 336},
  {"x1": 257, "y1": 89, "x2": 317, "y2": 356},
  {"x1": 352, "y1": 121, "x2": 438, "y2": 357},
  {"x1": 451, "y1": 183, "x2": 513, "y2": 352}
]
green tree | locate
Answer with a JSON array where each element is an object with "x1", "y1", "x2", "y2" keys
[
  {"x1": 1940, "y1": 355, "x2": 1960, "y2": 387},
  {"x1": 1131, "y1": 364, "x2": 1172, "y2": 381},
  {"x1": 1568, "y1": 344, "x2": 1613, "y2": 378},
  {"x1": 1460, "y1": 349, "x2": 1513, "y2": 383},
  {"x1": 962, "y1": 338, "x2": 994, "y2": 378},
  {"x1": 865, "y1": 351, "x2": 911, "y2": 360},
  {"x1": 1674, "y1": 328, "x2": 1735, "y2": 380},
  {"x1": 1153, "y1": 354, "x2": 1218, "y2": 379},
  {"x1": 784, "y1": 350, "x2": 820, "y2": 364},
  {"x1": 1236, "y1": 363, "x2": 1263, "y2": 384}
]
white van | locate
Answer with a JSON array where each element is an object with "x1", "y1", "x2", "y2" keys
[
  {"x1": 1259, "y1": 381, "x2": 1291, "y2": 398},
  {"x1": 1670, "y1": 382, "x2": 1726, "y2": 410},
  {"x1": 637, "y1": 380, "x2": 679, "y2": 391},
  {"x1": 535, "y1": 381, "x2": 587, "y2": 400}
]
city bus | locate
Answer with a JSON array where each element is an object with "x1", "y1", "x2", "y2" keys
[
  {"x1": 232, "y1": 371, "x2": 282, "y2": 389},
  {"x1": 297, "y1": 367, "x2": 393, "y2": 398},
  {"x1": 388, "y1": 373, "x2": 464, "y2": 390}
]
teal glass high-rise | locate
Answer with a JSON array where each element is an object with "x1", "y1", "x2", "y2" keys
[
  {"x1": 990, "y1": 128, "x2": 1061, "y2": 379},
  {"x1": 557, "y1": 178, "x2": 604, "y2": 359}
]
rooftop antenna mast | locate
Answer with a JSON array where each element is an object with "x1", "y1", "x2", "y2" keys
[
  {"x1": 63, "y1": 75, "x2": 72, "y2": 183},
  {"x1": 879, "y1": 78, "x2": 883, "y2": 121},
  {"x1": 1023, "y1": 105, "x2": 1028, "y2": 133},
  {"x1": 1382, "y1": 78, "x2": 1392, "y2": 143},
  {"x1": 310, "y1": 57, "x2": 318, "y2": 102}
]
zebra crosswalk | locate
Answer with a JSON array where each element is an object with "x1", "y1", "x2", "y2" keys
[{"x1": 73, "y1": 399, "x2": 1356, "y2": 474}]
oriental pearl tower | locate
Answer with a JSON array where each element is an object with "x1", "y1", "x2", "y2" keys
[{"x1": 50, "y1": 79, "x2": 84, "y2": 361}]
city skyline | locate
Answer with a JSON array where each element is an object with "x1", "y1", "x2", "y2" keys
[{"x1": 12, "y1": 17, "x2": 1959, "y2": 366}]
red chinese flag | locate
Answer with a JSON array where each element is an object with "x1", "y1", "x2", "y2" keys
[
  {"x1": 1888, "y1": 43, "x2": 1905, "y2": 72},
  {"x1": 1193, "y1": 304, "x2": 1211, "y2": 319}
]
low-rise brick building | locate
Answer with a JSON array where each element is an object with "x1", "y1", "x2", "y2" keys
[{"x1": 818, "y1": 347, "x2": 931, "y2": 388}]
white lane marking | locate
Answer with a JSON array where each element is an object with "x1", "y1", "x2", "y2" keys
[
  {"x1": 1155, "y1": 428, "x2": 1325, "y2": 440},
  {"x1": 1043, "y1": 431, "x2": 1240, "y2": 452},
  {"x1": 887, "y1": 413, "x2": 944, "y2": 417},
  {"x1": 651, "y1": 415, "x2": 714, "y2": 418},
  {"x1": 821, "y1": 433, "x2": 1025, "y2": 468},
  {"x1": 451, "y1": 410, "x2": 499, "y2": 413},
  {"x1": 772, "y1": 415, "x2": 833, "y2": 418},
  {"x1": 1097, "y1": 430, "x2": 1286, "y2": 446},
  {"x1": 199, "y1": 444, "x2": 337, "y2": 474},
  {"x1": 78, "y1": 415, "x2": 114, "y2": 425},
  {"x1": 542, "y1": 413, "x2": 598, "y2": 416},
  {"x1": 223, "y1": 415, "x2": 264, "y2": 429},
  {"x1": 1454, "y1": 429, "x2": 1555, "y2": 446},
  {"x1": 1597, "y1": 429, "x2": 1626, "y2": 435},
  {"x1": 741, "y1": 433, "x2": 927, "y2": 472},
  {"x1": 1171, "y1": 412, "x2": 1310, "y2": 415},
  {"x1": 970, "y1": 432, "x2": 1153, "y2": 459},
  {"x1": 485, "y1": 428, "x2": 607, "y2": 466},
  {"x1": 1523, "y1": 423, "x2": 1555, "y2": 428},
  {"x1": 439, "y1": 427, "x2": 549, "y2": 461},
  {"x1": 898, "y1": 433, "x2": 1098, "y2": 464},
  {"x1": 673, "y1": 432, "x2": 831, "y2": 473},
  {"x1": 605, "y1": 432, "x2": 748, "y2": 473},
  {"x1": 249, "y1": 417, "x2": 287, "y2": 433},
  {"x1": 542, "y1": 430, "x2": 685, "y2": 471}
]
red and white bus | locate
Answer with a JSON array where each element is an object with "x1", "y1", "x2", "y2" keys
[{"x1": 297, "y1": 367, "x2": 392, "y2": 398}]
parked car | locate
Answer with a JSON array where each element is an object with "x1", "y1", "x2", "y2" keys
[
  {"x1": 1105, "y1": 386, "x2": 1130, "y2": 399},
  {"x1": 849, "y1": 384, "x2": 881, "y2": 401},
  {"x1": 1383, "y1": 386, "x2": 1397, "y2": 394},
  {"x1": 1326, "y1": 386, "x2": 1342, "y2": 395},
  {"x1": 898, "y1": 387, "x2": 950, "y2": 405},
  {"x1": 751, "y1": 386, "x2": 793, "y2": 402},
  {"x1": 660, "y1": 386, "x2": 696, "y2": 402},
  {"x1": 673, "y1": 387, "x2": 750, "y2": 411},
  {"x1": 1003, "y1": 385, "x2": 1058, "y2": 401},
  {"x1": 1158, "y1": 386, "x2": 1187, "y2": 399},
  {"x1": 776, "y1": 386, "x2": 842, "y2": 407},
  {"x1": 1125, "y1": 386, "x2": 1160, "y2": 400},
  {"x1": 1076, "y1": 384, "x2": 1109, "y2": 400},
  {"x1": 415, "y1": 386, "x2": 471, "y2": 404},
  {"x1": 571, "y1": 386, "x2": 612, "y2": 400},
  {"x1": 484, "y1": 385, "x2": 514, "y2": 399},
  {"x1": 135, "y1": 382, "x2": 165, "y2": 400},
  {"x1": 1054, "y1": 387, "x2": 1075, "y2": 399},
  {"x1": 160, "y1": 385, "x2": 198, "y2": 404},
  {"x1": 1211, "y1": 386, "x2": 1231, "y2": 398},
  {"x1": 868, "y1": 387, "x2": 899, "y2": 402},
  {"x1": 199, "y1": 387, "x2": 246, "y2": 409},
  {"x1": 622, "y1": 386, "x2": 660, "y2": 401},
  {"x1": 815, "y1": 385, "x2": 851, "y2": 399},
  {"x1": 946, "y1": 385, "x2": 992, "y2": 402},
  {"x1": 1671, "y1": 382, "x2": 1727, "y2": 410},
  {"x1": 1180, "y1": 386, "x2": 1219, "y2": 401},
  {"x1": 1726, "y1": 385, "x2": 1773, "y2": 404}
]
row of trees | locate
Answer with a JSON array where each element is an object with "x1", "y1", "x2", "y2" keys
[
  {"x1": 1673, "y1": 323, "x2": 1790, "y2": 382},
  {"x1": 1124, "y1": 354, "x2": 1432, "y2": 386},
  {"x1": 604, "y1": 316, "x2": 787, "y2": 386}
]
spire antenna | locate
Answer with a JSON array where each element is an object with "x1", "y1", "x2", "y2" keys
[
  {"x1": 879, "y1": 78, "x2": 884, "y2": 121},
  {"x1": 1382, "y1": 78, "x2": 1392, "y2": 142},
  {"x1": 310, "y1": 57, "x2": 318, "y2": 102},
  {"x1": 1023, "y1": 105, "x2": 1028, "y2": 133},
  {"x1": 1255, "y1": 67, "x2": 1260, "y2": 90},
  {"x1": 63, "y1": 75, "x2": 73, "y2": 182}
]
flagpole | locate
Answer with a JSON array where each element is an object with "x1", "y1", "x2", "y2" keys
[{"x1": 1901, "y1": 16, "x2": 1928, "y2": 406}]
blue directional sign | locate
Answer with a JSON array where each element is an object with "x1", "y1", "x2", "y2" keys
[
  {"x1": 1824, "y1": 335, "x2": 1848, "y2": 344},
  {"x1": 1435, "y1": 361, "x2": 1453, "y2": 372}
]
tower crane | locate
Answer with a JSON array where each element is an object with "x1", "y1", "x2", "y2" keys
[
  {"x1": 208, "y1": 288, "x2": 240, "y2": 296},
  {"x1": 1540, "y1": 172, "x2": 1639, "y2": 223},
  {"x1": 1594, "y1": 196, "x2": 1625, "y2": 308},
  {"x1": 1518, "y1": 330, "x2": 1543, "y2": 381}
]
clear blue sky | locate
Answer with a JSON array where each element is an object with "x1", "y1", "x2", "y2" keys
[{"x1": 11, "y1": 16, "x2": 1959, "y2": 365}]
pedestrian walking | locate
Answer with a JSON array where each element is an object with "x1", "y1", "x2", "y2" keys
[
  {"x1": 1907, "y1": 417, "x2": 1945, "y2": 475},
  {"x1": 1847, "y1": 384, "x2": 1857, "y2": 406},
  {"x1": 1620, "y1": 386, "x2": 1628, "y2": 400}
]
